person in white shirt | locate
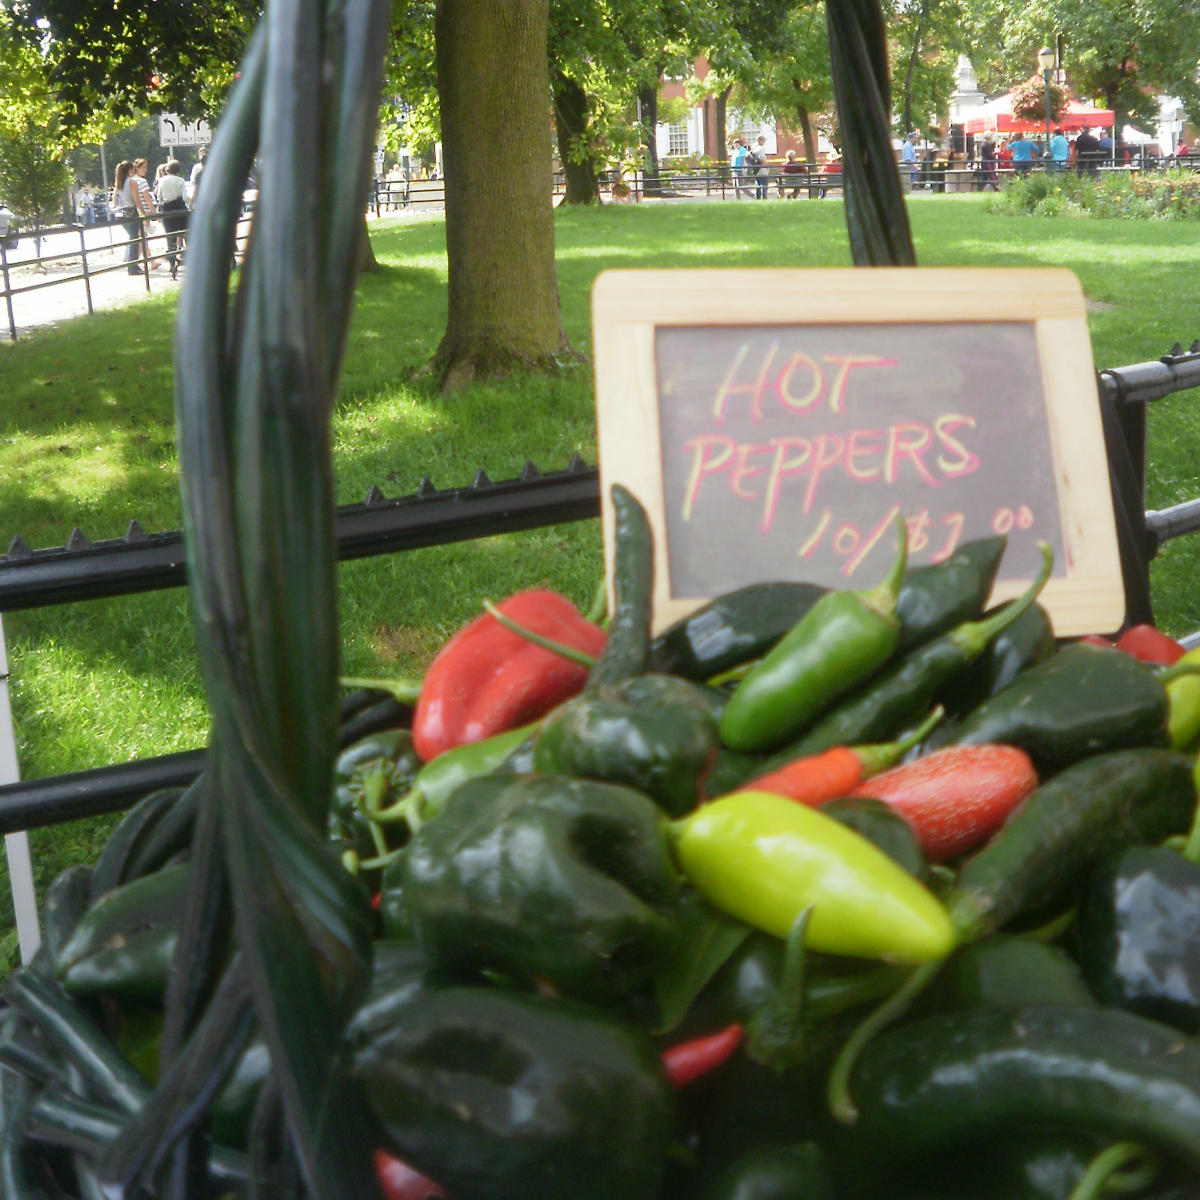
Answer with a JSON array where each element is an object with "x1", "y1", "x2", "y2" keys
[{"x1": 155, "y1": 160, "x2": 189, "y2": 279}]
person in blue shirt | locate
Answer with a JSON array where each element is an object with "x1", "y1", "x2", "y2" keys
[
  {"x1": 730, "y1": 139, "x2": 752, "y2": 199},
  {"x1": 1049, "y1": 128, "x2": 1070, "y2": 172},
  {"x1": 901, "y1": 133, "x2": 917, "y2": 188},
  {"x1": 1008, "y1": 134, "x2": 1039, "y2": 175}
]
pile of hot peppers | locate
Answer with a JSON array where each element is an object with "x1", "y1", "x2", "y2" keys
[{"x1": 8, "y1": 485, "x2": 1200, "y2": 1200}]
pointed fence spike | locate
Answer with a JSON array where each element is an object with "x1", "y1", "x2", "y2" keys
[
  {"x1": 416, "y1": 476, "x2": 437, "y2": 498},
  {"x1": 567, "y1": 452, "x2": 591, "y2": 472},
  {"x1": 520, "y1": 461, "x2": 542, "y2": 481},
  {"x1": 471, "y1": 469, "x2": 493, "y2": 489},
  {"x1": 1191, "y1": 339, "x2": 1200, "y2": 354},
  {"x1": 1170, "y1": 341, "x2": 1184, "y2": 357},
  {"x1": 6, "y1": 535, "x2": 33, "y2": 559},
  {"x1": 124, "y1": 519, "x2": 147, "y2": 542},
  {"x1": 66, "y1": 527, "x2": 92, "y2": 551},
  {"x1": 364, "y1": 484, "x2": 386, "y2": 505}
]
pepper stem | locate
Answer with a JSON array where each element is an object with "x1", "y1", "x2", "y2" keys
[
  {"x1": 852, "y1": 707, "x2": 944, "y2": 779},
  {"x1": 1065, "y1": 1142, "x2": 1158, "y2": 1200},
  {"x1": 585, "y1": 576, "x2": 608, "y2": 626},
  {"x1": 1155, "y1": 659, "x2": 1200, "y2": 687},
  {"x1": 857, "y1": 512, "x2": 908, "y2": 619},
  {"x1": 338, "y1": 675, "x2": 423, "y2": 704},
  {"x1": 951, "y1": 541, "x2": 1054, "y2": 659},
  {"x1": 826, "y1": 958, "x2": 943, "y2": 1124},
  {"x1": 481, "y1": 599, "x2": 599, "y2": 668},
  {"x1": 746, "y1": 906, "x2": 811, "y2": 1069}
]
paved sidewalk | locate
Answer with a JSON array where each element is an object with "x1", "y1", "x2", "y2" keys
[{"x1": 2, "y1": 241, "x2": 183, "y2": 341}]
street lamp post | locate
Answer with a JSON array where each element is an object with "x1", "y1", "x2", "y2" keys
[{"x1": 1038, "y1": 47, "x2": 1056, "y2": 167}]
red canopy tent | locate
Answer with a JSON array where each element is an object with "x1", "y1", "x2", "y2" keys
[{"x1": 963, "y1": 92, "x2": 1115, "y2": 134}]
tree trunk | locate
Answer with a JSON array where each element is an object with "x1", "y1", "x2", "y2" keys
[
  {"x1": 715, "y1": 84, "x2": 732, "y2": 178},
  {"x1": 795, "y1": 102, "x2": 820, "y2": 198},
  {"x1": 900, "y1": 0, "x2": 931, "y2": 136},
  {"x1": 358, "y1": 214, "x2": 380, "y2": 272},
  {"x1": 553, "y1": 71, "x2": 600, "y2": 204},
  {"x1": 638, "y1": 83, "x2": 662, "y2": 197},
  {"x1": 429, "y1": 0, "x2": 568, "y2": 392}
]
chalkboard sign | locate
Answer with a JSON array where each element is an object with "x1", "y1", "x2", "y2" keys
[{"x1": 592, "y1": 268, "x2": 1124, "y2": 637}]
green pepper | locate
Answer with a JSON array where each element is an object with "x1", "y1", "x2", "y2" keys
[
  {"x1": 776, "y1": 543, "x2": 1052, "y2": 758},
  {"x1": 821, "y1": 797, "x2": 928, "y2": 881},
  {"x1": 944, "y1": 748, "x2": 1195, "y2": 944},
  {"x1": 648, "y1": 582, "x2": 828, "y2": 681},
  {"x1": 699, "y1": 1141, "x2": 836, "y2": 1200},
  {"x1": 929, "y1": 642, "x2": 1174, "y2": 770},
  {"x1": 1166, "y1": 645, "x2": 1200, "y2": 750},
  {"x1": 55, "y1": 864, "x2": 189, "y2": 1000},
  {"x1": 893, "y1": 534, "x2": 1007, "y2": 653},
  {"x1": 668, "y1": 790, "x2": 955, "y2": 962},
  {"x1": 352, "y1": 984, "x2": 675, "y2": 1200},
  {"x1": 331, "y1": 728, "x2": 422, "y2": 865},
  {"x1": 930, "y1": 933, "x2": 1095, "y2": 1014},
  {"x1": 940, "y1": 601, "x2": 1058, "y2": 718},
  {"x1": 589, "y1": 483, "x2": 655, "y2": 689},
  {"x1": 719, "y1": 517, "x2": 908, "y2": 752},
  {"x1": 826, "y1": 1005, "x2": 1200, "y2": 1188},
  {"x1": 402, "y1": 774, "x2": 680, "y2": 1001},
  {"x1": 1075, "y1": 845, "x2": 1200, "y2": 1034},
  {"x1": 532, "y1": 674, "x2": 721, "y2": 816}
]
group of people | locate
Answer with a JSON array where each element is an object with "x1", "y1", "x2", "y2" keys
[
  {"x1": 971, "y1": 127, "x2": 1115, "y2": 188},
  {"x1": 111, "y1": 149, "x2": 206, "y2": 279},
  {"x1": 730, "y1": 136, "x2": 773, "y2": 199}
]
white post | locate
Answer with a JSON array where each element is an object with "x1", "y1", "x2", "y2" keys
[{"x1": 0, "y1": 616, "x2": 40, "y2": 963}]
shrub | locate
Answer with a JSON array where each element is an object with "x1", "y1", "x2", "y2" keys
[{"x1": 983, "y1": 167, "x2": 1200, "y2": 221}]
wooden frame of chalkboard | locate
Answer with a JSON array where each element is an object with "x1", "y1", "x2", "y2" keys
[{"x1": 591, "y1": 267, "x2": 1124, "y2": 638}]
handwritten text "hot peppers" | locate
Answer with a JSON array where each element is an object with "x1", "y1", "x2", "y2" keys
[{"x1": 680, "y1": 343, "x2": 981, "y2": 534}]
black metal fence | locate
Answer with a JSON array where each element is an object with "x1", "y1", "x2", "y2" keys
[
  {"x1": 3, "y1": 342, "x2": 1200, "y2": 834},
  {"x1": 0, "y1": 210, "x2": 255, "y2": 342}
]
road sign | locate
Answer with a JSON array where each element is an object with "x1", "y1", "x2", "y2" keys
[{"x1": 159, "y1": 114, "x2": 214, "y2": 148}]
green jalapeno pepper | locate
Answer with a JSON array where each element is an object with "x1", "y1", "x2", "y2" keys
[
  {"x1": 894, "y1": 534, "x2": 1007, "y2": 652},
  {"x1": 667, "y1": 790, "x2": 955, "y2": 963},
  {"x1": 719, "y1": 517, "x2": 908, "y2": 753}
]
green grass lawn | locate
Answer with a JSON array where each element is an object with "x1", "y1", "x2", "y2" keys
[{"x1": 2, "y1": 194, "x2": 1199, "y2": 970}]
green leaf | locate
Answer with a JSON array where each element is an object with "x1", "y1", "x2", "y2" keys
[{"x1": 652, "y1": 887, "x2": 751, "y2": 1034}]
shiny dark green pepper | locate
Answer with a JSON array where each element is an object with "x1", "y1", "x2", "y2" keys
[
  {"x1": 532, "y1": 674, "x2": 721, "y2": 815},
  {"x1": 930, "y1": 933, "x2": 1095, "y2": 1014},
  {"x1": 930, "y1": 642, "x2": 1172, "y2": 770},
  {"x1": 822, "y1": 796, "x2": 928, "y2": 881},
  {"x1": 648, "y1": 582, "x2": 827, "y2": 681},
  {"x1": 940, "y1": 601, "x2": 1057, "y2": 718},
  {"x1": 55, "y1": 864, "x2": 188, "y2": 1000},
  {"x1": 1076, "y1": 845, "x2": 1200, "y2": 1034},
  {"x1": 402, "y1": 774, "x2": 680, "y2": 1001},
  {"x1": 353, "y1": 984, "x2": 675, "y2": 1200},
  {"x1": 699, "y1": 1141, "x2": 836, "y2": 1200},
  {"x1": 894, "y1": 534, "x2": 1007, "y2": 652}
]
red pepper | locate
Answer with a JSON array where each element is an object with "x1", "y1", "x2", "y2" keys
[
  {"x1": 411, "y1": 589, "x2": 607, "y2": 761},
  {"x1": 660, "y1": 1022, "x2": 744, "y2": 1088},
  {"x1": 1115, "y1": 623, "x2": 1187, "y2": 666},
  {"x1": 374, "y1": 1149, "x2": 452, "y2": 1200},
  {"x1": 739, "y1": 711, "x2": 940, "y2": 808},
  {"x1": 849, "y1": 744, "x2": 1038, "y2": 862}
]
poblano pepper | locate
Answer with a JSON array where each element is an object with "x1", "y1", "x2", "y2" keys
[
  {"x1": 720, "y1": 516, "x2": 908, "y2": 753},
  {"x1": 352, "y1": 984, "x2": 675, "y2": 1200},
  {"x1": 401, "y1": 774, "x2": 681, "y2": 1000},
  {"x1": 532, "y1": 674, "x2": 722, "y2": 816},
  {"x1": 331, "y1": 728, "x2": 422, "y2": 866}
]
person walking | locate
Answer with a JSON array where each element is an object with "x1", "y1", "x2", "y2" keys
[
  {"x1": 747, "y1": 136, "x2": 770, "y2": 199},
  {"x1": 977, "y1": 136, "x2": 998, "y2": 190},
  {"x1": 155, "y1": 159, "x2": 189, "y2": 279},
  {"x1": 112, "y1": 161, "x2": 145, "y2": 275}
]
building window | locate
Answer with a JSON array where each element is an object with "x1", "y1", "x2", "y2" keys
[
  {"x1": 666, "y1": 120, "x2": 689, "y2": 156},
  {"x1": 739, "y1": 119, "x2": 761, "y2": 143}
]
